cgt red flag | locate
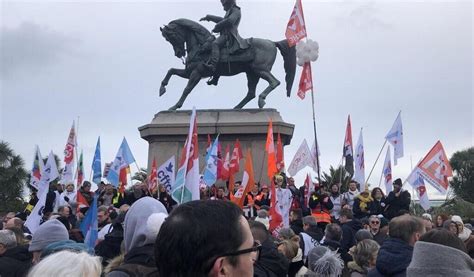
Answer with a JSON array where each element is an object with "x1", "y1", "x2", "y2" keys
[
  {"x1": 219, "y1": 144, "x2": 231, "y2": 181},
  {"x1": 297, "y1": 62, "x2": 313, "y2": 99},
  {"x1": 229, "y1": 139, "x2": 243, "y2": 176},
  {"x1": 286, "y1": 0, "x2": 307, "y2": 47},
  {"x1": 148, "y1": 159, "x2": 158, "y2": 193},
  {"x1": 269, "y1": 177, "x2": 284, "y2": 236},
  {"x1": 276, "y1": 133, "x2": 285, "y2": 172}
]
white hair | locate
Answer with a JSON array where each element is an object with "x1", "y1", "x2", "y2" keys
[
  {"x1": 0, "y1": 229, "x2": 17, "y2": 249},
  {"x1": 27, "y1": 250, "x2": 102, "y2": 277}
]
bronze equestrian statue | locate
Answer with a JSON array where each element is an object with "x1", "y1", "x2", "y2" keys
[{"x1": 159, "y1": 0, "x2": 296, "y2": 110}]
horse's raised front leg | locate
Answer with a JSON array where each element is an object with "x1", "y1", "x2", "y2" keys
[
  {"x1": 160, "y1": 68, "x2": 189, "y2": 96},
  {"x1": 256, "y1": 71, "x2": 281, "y2": 108},
  {"x1": 234, "y1": 73, "x2": 259, "y2": 109},
  {"x1": 168, "y1": 70, "x2": 202, "y2": 111}
]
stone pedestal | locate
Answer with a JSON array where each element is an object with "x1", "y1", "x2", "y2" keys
[{"x1": 138, "y1": 109, "x2": 294, "y2": 185}]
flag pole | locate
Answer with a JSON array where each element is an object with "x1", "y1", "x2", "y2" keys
[
  {"x1": 365, "y1": 140, "x2": 387, "y2": 186},
  {"x1": 309, "y1": 86, "x2": 321, "y2": 185}
]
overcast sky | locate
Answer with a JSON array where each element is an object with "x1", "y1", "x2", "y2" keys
[{"x1": 1, "y1": 0, "x2": 472, "y2": 199}]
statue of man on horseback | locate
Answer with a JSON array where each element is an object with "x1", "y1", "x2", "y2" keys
[
  {"x1": 159, "y1": 2, "x2": 297, "y2": 111},
  {"x1": 200, "y1": 0, "x2": 249, "y2": 85}
]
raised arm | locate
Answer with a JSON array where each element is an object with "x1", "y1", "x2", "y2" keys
[{"x1": 200, "y1": 14, "x2": 224, "y2": 23}]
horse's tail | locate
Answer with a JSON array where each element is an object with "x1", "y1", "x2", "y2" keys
[{"x1": 275, "y1": 40, "x2": 296, "y2": 97}]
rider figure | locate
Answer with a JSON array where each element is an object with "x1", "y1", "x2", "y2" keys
[{"x1": 200, "y1": 0, "x2": 249, "y2": 85}]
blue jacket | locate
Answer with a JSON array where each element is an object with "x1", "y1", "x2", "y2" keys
[{"x1": 368, "y1": 238, "x2": 413, "y2": 277}]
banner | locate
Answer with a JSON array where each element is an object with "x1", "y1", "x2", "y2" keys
[
  {"x1": 297, "y1": 62, "x2": 312, "y2": 99},
  {"x1": 416, "y1": 141, "x2": 453, "y2": 194},
  {"x1": 157, "y1": 156, "x2": 176, "y2": 193},
  {"x1": 285, "y1": 0, "x2": 307, "y2": 47},
  {"x1": 288, "y1": 139, "x2": 312, "y2": 176},
  {"x1": 407, "y1": 169, "x2": 431, "y2": 211}
]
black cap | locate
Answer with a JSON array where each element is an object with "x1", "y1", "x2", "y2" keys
[{"x1": 393, "y1": 178, "x2": 402, "y2": 186}]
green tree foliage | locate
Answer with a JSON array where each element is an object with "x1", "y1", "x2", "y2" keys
[
  {"x1": 321, "y1": 165, "x2": 353, "y2": 193},
  {"x1": 449, "y1": 147, "x2": 474, "y2": 203},
  {"x1": 0, "y1": 141, "x2": 28, "y2": 211},
  {"x1": 132, "y1": 167, "x2": 148, "y2": 182}
]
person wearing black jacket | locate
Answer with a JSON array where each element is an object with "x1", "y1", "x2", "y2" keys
[
  {"x1": 250, "y1": 221, "x2": 289, "y2": 277},
  {"x1": 339, "y1": 209, "x2": 363, "y2": 264},
  {"x1": 383, "y1": 178, "x2": 411, "y2": 220},
  {"x1": 0, "y1": 231, "x2": 32, "y2": 277},
  {"x1": 369, "y1": 187, "x2": 386, "y2": 216},
  {"x1": 289, "y1": 208, "x2": 304, "y2": 235}
]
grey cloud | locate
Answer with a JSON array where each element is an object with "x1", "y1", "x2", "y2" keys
[
  {"x1": 335, "y1": 2, "x2": 391, "y2": 30},
  {"x1": 1, "y1": 22, "x2": 79, "y2": 78}
]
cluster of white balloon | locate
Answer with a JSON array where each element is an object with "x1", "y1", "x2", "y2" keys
[{"x1": 296, "y1": 39, "x2": 319, "y2": 66}]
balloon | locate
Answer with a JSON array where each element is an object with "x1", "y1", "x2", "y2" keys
[{"x1": 297, "y1": 58, "x2": 305, "y2": 66}]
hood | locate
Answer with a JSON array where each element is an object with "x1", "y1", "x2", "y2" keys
[
  {"x1": 407, "y1": 241, "x2": 474, "y2": 277},
  {"x1": 3, "y1": 245, "x2": 32, "y2": 262},
  {"x1": 375, "y1": 238, "x2": 413, "y2": 276},
  {"x1": 255, "y1": 239, "x2": 289, "y2": 276},
  {"x1": 124, "y1": 197, "x2": 168, "y2": 253},
  {"x1": 459, "y1": 227, "x2": 472, "y2": 242}
]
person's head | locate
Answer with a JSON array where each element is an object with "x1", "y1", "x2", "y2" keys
[
  {"x1": 261, "y1": 185, "x2": 269, "y2": 194},
  {"x1": 360, "y1": 189, "x2": 370, "y2": 198},
  {"x1": 156, "y1": 200, "x2": 257, "y2": 277},
  {"x1": 371, "y1": 187, "x2": 384, "y2": 201},
  {"x1": 65, "y1": 183, "x2": 74, "y2": 192},
  {"x1": 249, "y1": 220, "x2": 269, "y2": 243},
  {"x1": 352, "y1": 239, "x2": 380, "y2": 268},
  {"x1": 307, "y1": 246, "x2": 344, "y2": 277},
  {"x1": 436, "y1": 213, "x2": 449, "y2": 227},
  {"x1": 56, "y1": 183, "x2": 64, "y2": 192},
  {"x1": 82, "y1": 181, "x2": 92, "y2": 192},
  {"x1": 324, "y1": 223, "x2": 342, "y2": 242},
  {"x1": 451, "y1": 215, "x2": 464, "y2": 233},
  {"x1": 368, "y1": 215, "x2": 380, "y2": 232},
  {"x1": 3, "y1": 212, "x2": 15, "y2": 223},
  {"x1": 0, "y1": 229, "x2": 17, "y2": 255},
  {"x1": 278, "y1": 227, "x2": 297, "y2": 241},
  {"x1": 5, "y1": 217, "x2": 23, "y2": 230},
  {"x1": 29, "y1": 219, "x2": 69, "y2": 264},
  {"x1": 290, "y1": 208, "x2": 302, "y2": 222},
  {"x1": 124, "y1": 197, "x2": 167, "y2": 253},
  {"x1": 330, "y1": 183, "x2": 340, "y2": 194},
  {"x1": 339, "y1": 209, "x2": 353, "y2": 224},
  {"x1": 277, "y1": 239, "x2": 299, "y2": 260},
  {"x1": 422, "y1": 216, "x2": 433, "y2": 232},
  {"x1": 355, "y1": 229, "x2": 374, "y2": 243},
  {"x1": 221, "y1": 0, "x2": 236, "y2": 11},
  {"x1": 274, "y1": 174, "x2": 284, "y2": 188},
  {"x1": 105, "y1": 184, "x2": 114, "y2": 194},
  {"x1": 256, "y1": 209, "x2": 268, "y2": 219},
  {"x1": 388, "y1": 215, "x2": 425, "y2": 246},
  {"x1": 287, "y1": 177, "x2": 295, "y2": 187},
  {"x1": 251, "y1": 185, "x2": 258, "y2": 194},
  {"x1": 392, "y1": 178, "x2": 402, "y2": 192},
  {"x1": 217, "y1": 187, "x2": 225, "y2": 198},
  {"x1": 58, "y1": 206, "x2": 71, "y2": 218},
  {"x1": 443, "y1": 219, "x2": 459, "y2": 235},
  {"x1": 419, "y1": 228, "x2": 467, "y2": 253},
  {"x1": 27, "y1": 250, "x2": 102, "y2": 277},
  {"x1": 303, "y1": 215, "x2": 318, "y2": 231},
  {"x1": 349, "y1": 181, "x2": 358, "y2": 192},
  {"x1": 97, "y1": 206, "x2": 110, "y2": 225}
]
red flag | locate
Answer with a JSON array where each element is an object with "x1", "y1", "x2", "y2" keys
[
  {"x1": 285, "y1": 0, "x2": 307, "y2": 47},
  {"x1": 220, "y1": 144, "x2": 231, "y2": 181},
  {"x1": 276, "y1": 133, "x2": 285, "y2": 172},
  {"x1": 119, "y1": 166, "x2": 129, "y2": 195},
  {"x1": 148, "y1": 159, "x2": 158, "y2": 192},
  {"x1": 269, "y1": 177, "x2": 283, "y2": 236},
  {"x1": 229, "y1": 139, "x2": 243, "y2": 176},
  {"x1": 303, "y1": 173, "x2": 312, "y2": 207},
  {"x1": 297, "y1": 62, "x2": 313, "y2": 99},
  {"x1": 266, "y1": 120, "x2": 278, "y2": 179},
  {"x1": 233, "y1": 149, "x2": 256, "y2": 208},
  {"x1": 343, "y1": 115, "x2": 354, "y2": 175},
  {"x1": 416, "y1": 141, "x2": 453, "y2": 193}
]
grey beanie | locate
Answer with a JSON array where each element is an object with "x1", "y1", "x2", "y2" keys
[{"x1": 29, "y1": 219, "x2": 69, "y2": 252}]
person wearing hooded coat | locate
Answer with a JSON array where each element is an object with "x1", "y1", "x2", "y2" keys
[{"x1": 106, "y1": 197, "x2": 168, "y2": 277}]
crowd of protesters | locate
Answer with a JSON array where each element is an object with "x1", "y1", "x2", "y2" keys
[{"x1": 1, "y1": 175, "x2": 474, "y2": 277}]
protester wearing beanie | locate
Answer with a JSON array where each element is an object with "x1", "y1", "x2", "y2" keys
[
  {"x1": 106, "y1": 196, "x2": 167, "y2": 277},
  {"x1": 407, "y1": 241, "x2": 474, "y2": 276},
  {"x1": 29, "y1": 219, "x2": 69, "y2": 264}
]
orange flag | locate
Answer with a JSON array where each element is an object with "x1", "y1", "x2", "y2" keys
[
  {"x1": 276, "y1": 133, "x2": 285, "y2": 172},
  {"x1": 269, "y1": 177, "x2": 283, "y2": 236},
  {"x1": 266, "y1": 120, "x2": 278, "y2": 179},
  {"x1": 233, "y1": 149, "x2": 256, "y2": 208},
  {"x1": 285, "y1": 0, "x2": 307, "y2": 47},
  {"x1": 416, "y1": 141, "x2": 453, "y2": 193}
]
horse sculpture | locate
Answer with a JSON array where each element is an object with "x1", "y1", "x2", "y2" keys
[{"x1": 159, "y1": 19, "x2": 296, "y2": 110}]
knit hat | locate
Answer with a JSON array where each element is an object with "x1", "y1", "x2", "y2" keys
[
  {"x1": 29, "y1": 219, "x2": 69, "y2": 252},
  {"x1": 451, "y1": 215, "x2": 463, "y2": 225},
  {"x1": 123, "y1": 197, "x2": 168, "y2": 253},
  {"x1": 41, "y1": 239, "x2": 92, "y2": 258},
  {"x1": 393, "y1": 178, "x2": 402, "y2": 186}
]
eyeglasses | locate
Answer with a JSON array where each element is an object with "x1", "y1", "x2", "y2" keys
[
  {"x1": 370, "y1": 221, "x2": 380, "y2": 224},
  {"x1": 205, "y1": 241, "x2": 262, "y2": 273}
]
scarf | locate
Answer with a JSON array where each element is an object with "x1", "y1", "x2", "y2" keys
[{"x1": 357, "y1": 193, "x2": 373, "y2": 212}]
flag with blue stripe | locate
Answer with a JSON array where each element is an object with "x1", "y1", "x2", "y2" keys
[
  {"x1": 203, "y1": 135, "x2": 219, "y2": 186},
  {"x1": 80, "y1": 195, "x2": 98, "y2": 250},
  {"x1": 92, "y1": 137, "x2": 102, "y2": 184}
]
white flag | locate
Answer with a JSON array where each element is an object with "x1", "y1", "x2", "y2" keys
[
  {"x1": 157, "y1": 156, "x2": 176, "y2": 193},
  {"x1": 288, "y1": 139, "x2": 313, "y2": 176},
  {"x1": 310, "y1": 140, "x2": 320, "y2": 173},
  {"x1": 354, "y1": 129, "x2": 366, "y2": 191},
  {"x1": 382, "y1": 146, "x2": 393, "y2": 194},
  {"x1": 385, "y1": 112, "x2": 404, "y2": 165},
  {"x1": 407, "y1": 168, "x2": 431, "y2": 211},
  {"x1": 25, "y1": 151, "x2": 59, "y2": 234},
  {"x1": 60, "y1": 122, "x2": 76, "y2": 184},
  {"x1": 29, "y1": 145, "x2": 45, "y2": 190}
]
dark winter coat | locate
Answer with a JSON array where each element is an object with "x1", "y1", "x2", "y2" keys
[
  {"x1": 367, "y1": 238, "x2": 413, "y2": 277},
  {"x1": 106, "y1": 244, "x2": 158, "y2": 277},
  {"x1": 384, "y1": 190, "x2": 411, "y2": 220},
  {"x1": 0, "y1": 245, "x2": 32, "y2": 277},
  {"x1": 254, "y1": 238, "x2": 289, "y2": 277},
  {"x1": 290, "y1": 219, "x2": 304, "y2": 235},
  {"x1": 340, "y1": 219, "x2": 363, "y2": 263}
]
